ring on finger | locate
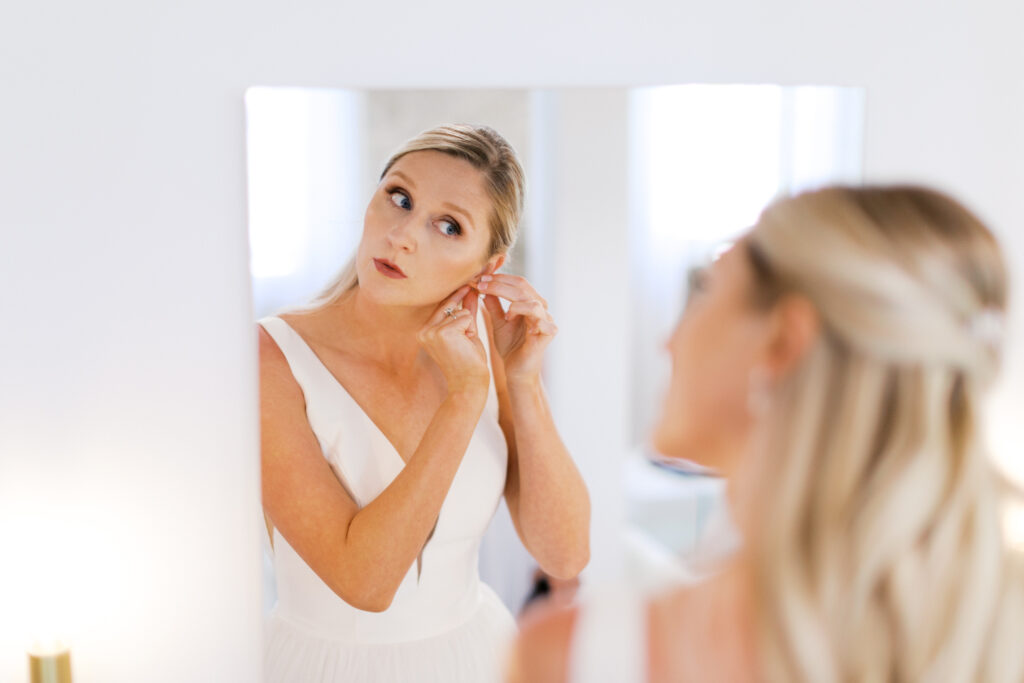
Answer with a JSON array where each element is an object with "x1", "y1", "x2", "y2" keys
[{"x1": 444, "y1": 306, "x2": 457, "y2": 319}]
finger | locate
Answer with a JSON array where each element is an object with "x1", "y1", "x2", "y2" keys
[
  {"x1": 439, "y1": 309, "x2": 479, "y2": 338},
  {"x1": 423, "y1": 308, "x2": 472, "y2": 342},
  {"x1": 468, "y1": 262, "x2": 500, "y2": 289},
  {"x1": 428, "y1": 285, "x2": 471, "y2": 325},
  {"x1": 463, "y1": 287, "x2": 479, "y2": 321},
  {"x1": 424, "y1": 309, "x2": 471, "y2": 339},
  {"x1": 476, "y1": 277, "x2": 531, "y2": 304},
  {"x1": 530, "y1": 319, "x2": 558, "y2": 336},
  {"x1": 437, "y1": 308, "x2": 473, "y2": 328},
  {"x1": 461, "y1": 289, "x2": 479, "y2": 337},
  {"x1": 486, "y1": 273, "x2": 529, "y2": 288},
  {"x1": 504, "y1": 299, "x2": 548, "y2": 322},
  {"x1": 520, "y1": 320, "x2": 557, "y2": 340},
  {"x1": 478, "y1": 275, "x2": 546, "y2": 307},
  {"x1": 481, "y1": 292, "x2": 506, "y2": 322}
]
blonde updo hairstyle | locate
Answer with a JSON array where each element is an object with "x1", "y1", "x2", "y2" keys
[
  {"x1": 311, "y1": 124, "x2": 524, "y2": 307},
  {"x1": 740, "y1": 186, "x2": 1024, "y2": 682}
]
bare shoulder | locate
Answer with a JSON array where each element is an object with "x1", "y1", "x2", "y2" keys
[
  {"x1": 649, "y1": 568, "x2": 758, "y2": 682},
  {"x1": 256, "y1": 324, "x2": 316, "y2": 454},
  {"x1": 506, "y1": 602, "x2": 579, "y2": 683},
  {"x1": 257, "y1": 323, "x2": 301, "y2": 395},
  {"x1": 257, "y1": 323, "x2": 283, "y2": 365}
]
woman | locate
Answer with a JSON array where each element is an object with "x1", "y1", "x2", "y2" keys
[
  {"x1": 258, "y1": 124, "x2": 590, "y2": 682},
  {"x1": 509, "y1": 186, "x2": 1024, "y2": 682}
]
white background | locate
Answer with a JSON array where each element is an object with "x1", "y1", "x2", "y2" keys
[{"x1": 2, "y1": 0, "x2": 1022, "y2": 680}]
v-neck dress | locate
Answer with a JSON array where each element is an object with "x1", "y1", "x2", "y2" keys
[{"x1": 258, "y1": 314, "x2": 516, "y2": 683}]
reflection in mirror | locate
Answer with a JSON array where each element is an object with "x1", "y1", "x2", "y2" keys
[
  {"x1": 246, "y1": 88, "x2": 534, "y2": 318},
  {"x1": 245, "y1": 84, "x2": 864, "y2": 675}
]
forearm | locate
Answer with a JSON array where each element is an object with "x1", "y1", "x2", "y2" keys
[
  {"x1": 339, "y1": 389, "x2": 486, "y2": 608},
  {"x1": 506, "y1": 377, "x2": 590, "y2": 578}
]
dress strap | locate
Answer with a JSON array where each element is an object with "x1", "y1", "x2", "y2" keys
[
  {"x1": 568, "y1": 584, "x2": 649, "y2": 683},
  {"x1": 257, "y1": 316, "x2": 342, "y2": 405},
  {"x1": 258, "y1": 314, "x2": 378, "y2": 504}
]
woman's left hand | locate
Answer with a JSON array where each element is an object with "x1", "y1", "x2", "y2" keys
[{"x1": 473, "y1": 274, "x2": 557, "y2": 384}]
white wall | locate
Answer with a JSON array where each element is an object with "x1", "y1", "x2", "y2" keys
[
  {"x1": 539, "y1": 90, "x2": 633, "y2": 583},
  {"x1": 248, "y1": 87, "x2": 367, "y2": 318},
  {"x1": 2, "y1": 0, "x2": 1021, "y2": 680}
]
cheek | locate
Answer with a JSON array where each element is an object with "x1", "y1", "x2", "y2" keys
[
  {"x1": 429, "y1": 231, "x2": 493, "y2": 280},
  {"x1": 652, "y1": 312, "x2": 756, "y2": 463},
  {"x1": 422, "y1": 246, "x2": 482, "y2": 289},
  {"x1": 356, "y1": 205, "x2": 383, "y2": 253},
  {"x1": 362, "y1": 199, "x2": 384, "y2": 232},
  {"x1": 398, "y1": 243, "x2": 488, "y2": 305}
]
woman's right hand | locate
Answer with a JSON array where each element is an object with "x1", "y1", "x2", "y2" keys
[{"x1": 417, "y1": 285, "x2": 490, "y2": 396}]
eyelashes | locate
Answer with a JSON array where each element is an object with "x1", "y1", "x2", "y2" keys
[
  {"x1": 385, "y1": 185, "x2": 463, "y2": 238},
  {"x1": 388, "y1": 187, "x2": 412, "y2": 210},
  {"x1": 438, "y1": 218, "x2": 462, "y2": 237}
]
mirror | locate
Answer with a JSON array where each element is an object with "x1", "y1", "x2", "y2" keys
[{"x1": 245, "y1": 84, "x2": 864, "y2": 664}]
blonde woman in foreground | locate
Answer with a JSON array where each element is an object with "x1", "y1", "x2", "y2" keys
[{"x1": 509, "y1": 186, "x2": 1024, "y2": 682}]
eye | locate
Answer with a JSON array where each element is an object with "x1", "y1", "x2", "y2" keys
[
  {"x1": 388, "y1": 189, "x2": 411, "y2": 210},
  {"x1": 689, "y1": 266, "x2": 710, "y2": 293},
  {"x1": 683, "y1": 267, "x2": 710, "y2": 311},
  {"x1": 437, "y1": 218, "x2": 462, "y2": 238}
]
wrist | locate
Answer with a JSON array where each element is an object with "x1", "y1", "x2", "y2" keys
[
  {"x1": 446, "y1": 378, "x2": 489, "y2": 403},
  {"x1": 505, "y1": 373, "x2": 542, "y2": 393}
]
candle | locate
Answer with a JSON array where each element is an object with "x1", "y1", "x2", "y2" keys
[{"x1": 27, "y1": 643, "x2": 71, "y2": 683}]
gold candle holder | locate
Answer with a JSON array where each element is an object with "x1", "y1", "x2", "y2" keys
[{"x1": 27, "y1": 644, "x2": 72, "y2": 683}]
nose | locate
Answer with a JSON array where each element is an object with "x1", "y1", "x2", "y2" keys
[
  {"x1": 664, "y1": 317, "x2": 683, "y2": 353},
  {"x1": 387, "y1": 215, "x2": 417, "y2": 253}
]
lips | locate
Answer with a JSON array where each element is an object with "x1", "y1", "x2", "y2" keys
[{"x1": 373, "y1": 258, "x2": 407, "y2": 279}]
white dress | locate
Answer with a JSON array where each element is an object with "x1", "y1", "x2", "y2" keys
[{"x1": 258, "y1": 314, "x2": 517, "y2": 683}]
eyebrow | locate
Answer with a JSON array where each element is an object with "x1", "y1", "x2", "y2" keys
[
  {"x1": 441, "y1": 202, "x2": 475, "y2": 232},
  {"x1": 388, "y1": 170, "x2": 476, "y2": 232},
  {"x1": 390, "y1": 170, "x2": 417, "y2": 188}
]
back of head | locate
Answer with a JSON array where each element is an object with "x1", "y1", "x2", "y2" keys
[{"x1": 741, "y1": 186, "x2": 1024, "y2": 682}]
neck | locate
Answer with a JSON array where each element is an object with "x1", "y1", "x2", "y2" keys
[
  {"x1": 322, "y1": 286, "x2": 435, "y2": 373},
  {"x1": 723, "y1": 438, "x2": 763, "y2": 545}
]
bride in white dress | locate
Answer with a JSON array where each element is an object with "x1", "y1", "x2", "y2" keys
[{"x1": 257, "y1": 124, "x2": 590, "y2": 682}]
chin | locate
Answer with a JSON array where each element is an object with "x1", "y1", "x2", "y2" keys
[
  {"x1": 356, "y1": 267, "x2": 407, "y2": 302},
  {"x1": 651, "y1": 421, "x2": 682, "y2": 459},
  {"x1": 652, "y1": 420, "x2": 712, "y2": 467},
  {"x1": 360, "y1": 277, "x2": 446, "y2": 309}
]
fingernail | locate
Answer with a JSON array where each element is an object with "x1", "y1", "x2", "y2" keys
[{"x1": 480, "y1": 275, "x2": 492, "y2": 282}]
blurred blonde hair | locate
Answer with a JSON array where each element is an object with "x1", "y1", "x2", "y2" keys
[
  {"x1": 742, "y1": 186, "x2": 1024, "y2": 682},
  {"x1": 309, "y1": 123, "x2": 524, "y2": 307}
]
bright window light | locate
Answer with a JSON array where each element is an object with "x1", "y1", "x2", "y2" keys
[
  {"x1": 1005, "y1": 501, "x2": 1024, "y2": 550},
  {"x1": 643, "y1": 84, "x2": 783, "y2": 252},
  {"x1": 244, "y1": 88, "x2": 364, "y2": 317},
  {"x1": 629, "y1": 84, "x2": 865, "y2": 445},
  {"x1": 245, "y1": 88, "x2": 312, "y2": 279}
]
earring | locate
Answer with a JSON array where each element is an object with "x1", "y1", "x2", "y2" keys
[{"x1": 747, "y1": 367, "x2": 773, "y2": 415}]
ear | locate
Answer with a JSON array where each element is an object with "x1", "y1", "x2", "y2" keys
[
  {"x1": 761, "y1": 294, "x2": 820, "y2": 380},
  {"x1": 477, "y1": 253, "x2": 506, "y2": 278}
]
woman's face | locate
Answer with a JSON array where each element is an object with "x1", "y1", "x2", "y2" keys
[
  {"x1": 652, "y1": 242, "x2": 772, "y2": 476},
  {"x1": 355, "y1": 150, "x2": 500, "y2": 307}
]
